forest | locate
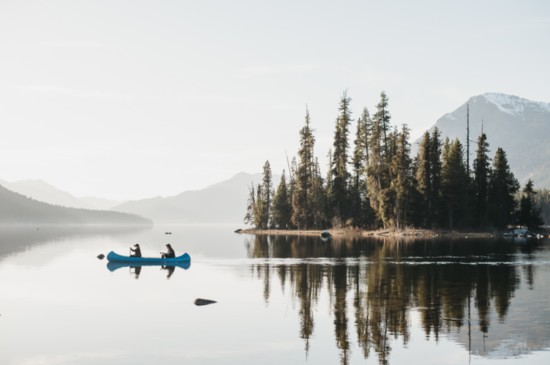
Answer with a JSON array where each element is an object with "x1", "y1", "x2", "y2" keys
[{"x1": 245, "y1": 92, "x2": 543, "y2": 231}]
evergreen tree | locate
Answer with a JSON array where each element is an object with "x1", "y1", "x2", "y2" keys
[
  {"x1": 244, "y1": 184, "x2": 256, "y2": 226},
  {"x1": 372, "y1": 91, "x2": 391, "y2": 158},
  {"x1": 415, "y1": 132, "x2": 431, "y2": 227},
  {"x1": 260, "y1": 160, "x2": 273, "y2": 228},
  {"x1": 292, "y1": 109, "x2": 316, "y2": 229},
  {"x1": 441, "y1": 138, "x2": 469, "y2": 229},
  {"x1": 272, "y1": 171, "x2": 292, "y2": 229},
  {"x1": 487, "y1": 148, "x2": 519, "y2": 229},
  {"x1": 366, "y1": 92, "x2": 392, "y2": 226},
  {"x1": 473, "y1": 133, "x2": 491, "y2": 227},
  {"x1": 429, "y1": 128, "x2": 442, "y2": 226},
  {"x1": 254, "y1": 183, "x2": 264, "y2": 228},
  {"x1": 533, "y1": 189, "x2": 550, "y2": 225},
  {"x1": 244, "y1": 161, "x2": 274, "y2": 229},
  {"x1": 328, "y1": 92, "x2": 352, "y2": 225},
  {"x1": 350, "y1": 108, "x2": 371, "y2": 227},
  {"x1": 518, "y1": 179, "x2": 543, "y2": 229},
  {"x1": 389, "y1": 124, "x2": 414, "y2": 228},
  {"x1": 244, "y1": 183, "x2": 265, "y2": 228},
  {"x1": 311, "y1": 159, "x2": 328, "y2": 228}
]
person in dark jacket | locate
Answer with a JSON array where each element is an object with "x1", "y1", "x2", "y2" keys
[
  {"x1": 161, "y1": 243, "x2": 175, "y2": 258},
  {"x1": 130, "y1": 243, "x2": 142, "y2": 257}
]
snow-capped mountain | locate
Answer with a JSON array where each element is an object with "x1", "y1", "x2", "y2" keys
[{"x1": 427, "y1": 92, "x2": 550, "y2": 188}]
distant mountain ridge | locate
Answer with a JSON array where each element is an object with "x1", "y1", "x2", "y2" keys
[
  {"x1": 3, "y1": 92, "x2": 548, "y2": 224},
  {"x1": 0, "y1": 179, "x2": 124, "y2": 210},
  {"x1": 0, "y1": 179, "x2": 91, "y2": 209},
  {"x1": 426, "y1": 92, "x2": 550, "y2": 188},
  {"x1": 112, "y1": 172, "x2": 265, "y2": 224},
  {"x1": 0, "y1": 184, "x2": 151, "y2": 225}
]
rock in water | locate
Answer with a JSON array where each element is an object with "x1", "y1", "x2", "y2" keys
[
  {"x1": 194, "y1": 298, "x2": 217, "y2": 306},
  {"x1": 97, "y1": 254, "x2": 105, "y2": 260}
]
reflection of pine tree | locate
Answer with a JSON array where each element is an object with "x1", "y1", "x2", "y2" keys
[
  {"x1": 243, "y1": 236, "x2": 525, "y2": 363},
  {"x1": 330, "y1": 263, "x2": 350, "y2": 365}
]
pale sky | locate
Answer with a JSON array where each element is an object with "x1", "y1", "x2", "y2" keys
[{"x1": 1, "y1": 0, "x2": 549, "y2": 200}]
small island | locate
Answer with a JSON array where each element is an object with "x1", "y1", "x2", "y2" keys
[
  {"x1": 237, "y1": 227, "x2": 499, "y2": 239},
  {"x1": 242, "y1": 92, "x2": 544, "y2": 237}
]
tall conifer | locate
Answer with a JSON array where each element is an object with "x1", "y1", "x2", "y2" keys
[
  {"x1": 351, "y1": 108, "x2": 371, "y2": 227},
  {"x1": 329, "y1": 92, "x2": 352, "y2": 225},
  {"x1": 473, "y1": 133, "x2": 491, "y2": 227},
  {"x1": 272, "y1": 171, "x2": 292, "y2": 229},
  {"x1": 488, "y1": 148, "x2": 519, "y2": 229},
  {"x1": 292, "y1": 109, "x2": 316, "y2": 229},
  {"x1": 441, "y1": 138, "x2": 469, "y2": 229}
]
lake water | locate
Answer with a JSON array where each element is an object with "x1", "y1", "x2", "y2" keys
[{"x1": 1, "y1": 225, "x2": 549, "y2": 365}]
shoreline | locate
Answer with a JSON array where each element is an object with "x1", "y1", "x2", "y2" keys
[{"x1": 236, "y1": 228, "x2": 498, "y2": 239}]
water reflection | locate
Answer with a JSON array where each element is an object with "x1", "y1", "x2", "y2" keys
[
  {"x1": 245, "y1": 235, "x2": 550, "y2": 365},
  {"x1": 106, "y1": 261, "x2": 190, "y2": 279},
  {"x1": 0, "y1": 225, "x2": 151, "y2": 259}
]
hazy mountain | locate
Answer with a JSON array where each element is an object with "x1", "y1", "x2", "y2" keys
[
  {"x1": 79, "y1": 196, "x2": 125, "y2": 210},
  {"x1": 0, "y1": 184, "x2": 151, "y2": 225},
  {"x1": 0, "y1": 179, "x2": 92, "y2": 209},
  {"x1": 424, "y1": 92, "x2": 550, "y2": 188},
  {"x1": 0, "y1": 179, "x2": 125, "y2": 210},
  {"x1": 112, "y1": 172, "x2": 265, "y2": 224}
]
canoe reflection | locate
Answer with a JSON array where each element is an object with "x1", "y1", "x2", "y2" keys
[{"x1": 106, "y1": 260, "x2": 190, "y2": 279}]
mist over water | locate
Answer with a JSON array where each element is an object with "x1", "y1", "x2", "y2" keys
[{"x1": 1, "y1": 225, "x2": 549, "y2": 365}]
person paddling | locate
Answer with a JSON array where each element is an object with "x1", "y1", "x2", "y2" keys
[
  {"x1": 130, "y1": 243, "x2": 142, "y2": 257},
  {"x1": 161, "y1": 243, "x2": 175, "y2": 258}
]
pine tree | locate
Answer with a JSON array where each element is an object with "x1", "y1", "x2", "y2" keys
[
  {"x1": 260, "y1": 160, "x2": 273, "y2": 228},
  {"x1": 441, "y1": 138, "x2": 469, "y2": 229},
  {"x1": 473, "y1": 133, "x2": 491, "y2": 227},
  {"x1": 254, "y1": 183, "x2": 264, "y2": 228},
  {"x1": 328, "y1": 92, "x2": 352, "y2": 225},
  {"x1": 488, "y1": 148, "x2": 519, "y2": 229},
  {"x1": 311, "y1": 159, "x2": 328, "y2": 228},
  {"x1": 244, "y1": 161, "x2": 274, "y2": 229},
  {"x1": 366, "y1": 92, "x2": 392, "y2": 227},
  {"x1": 244, "y1": 183, "x2": 265, "y2": 228},
  {"x1": 244, "y1": 184, "x2": 256, "y2": 226},
  {"x1": 415, "y1": 131, "x2": 431, "y2": 227},
  {"x1": 350, "y1": 108, "x2": 371, "y2": 227},
  {"x1": 272, "y1": 171, "x2": 292, "y2": 229},
  {"x1": 292, "y1": 109, "x2": 316, "y2": 229},
  {"x1": 389, "y1": 124, "x2": 413, "y2": 228},
  {"x1": 518, "y1": 179, "x2": 543, "y2": 229},
  {"x1": 429, "y1": 128, "x2": 442, "y2": 226},
  {"x1": 372, "y1": 91, "x2": 391, "y2": 158}
]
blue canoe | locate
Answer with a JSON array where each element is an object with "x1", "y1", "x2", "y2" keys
[{"x1": 106, "y1": 251, "x2": 191, "y2": 265}]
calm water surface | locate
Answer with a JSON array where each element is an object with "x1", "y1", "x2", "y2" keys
[{"x1": 1, "y1": 225, "x2": 549, "y2": 365}]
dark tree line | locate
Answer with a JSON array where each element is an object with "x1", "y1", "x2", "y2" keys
[{"x1": 245, "y1": 92, "x2": 542, "y2": 231}]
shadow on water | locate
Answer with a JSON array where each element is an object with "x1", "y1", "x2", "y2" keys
[{"x1": 244, "y1": 234, "x2": 550, "y2": 365}]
